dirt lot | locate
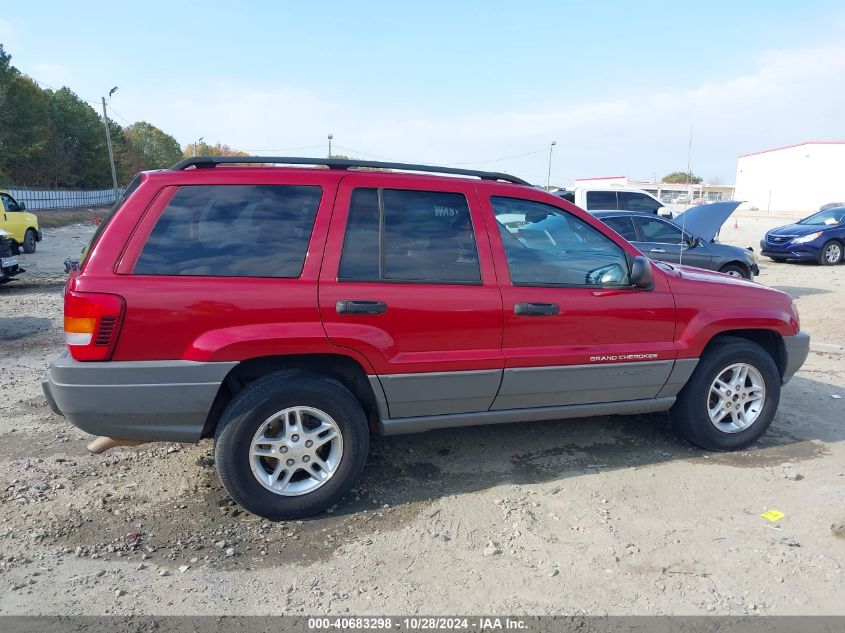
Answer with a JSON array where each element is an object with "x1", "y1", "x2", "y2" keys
[{"x1": 0, "y1": 218, "x2": 843, "y2": 616}]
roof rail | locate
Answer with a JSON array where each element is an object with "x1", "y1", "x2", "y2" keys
[{"x1": 170, "y1": 156, "x2": 531, "y2": 186}]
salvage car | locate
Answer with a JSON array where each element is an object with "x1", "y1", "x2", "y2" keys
[
  {"x1": 761, "y1": 205, "x2": 845, "y2": 265},
  {"x1": 593, "y1": 202, "x2": 759, "y2": 279},
  {"x1": 0, "y1": 229, "x2": 22, "y2": 283},
  {"x1": 0, "y1": 190, "x2": 41, "y2": 253},
  {"x1": 43, "y1": 157, "x2": 809, "y2": 520}
]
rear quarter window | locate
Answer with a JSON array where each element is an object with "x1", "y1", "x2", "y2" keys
[{"x1": 134, "y1": 184, "x2": 321, "y2": 277}]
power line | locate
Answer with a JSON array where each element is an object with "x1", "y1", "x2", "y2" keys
[
  {"x1": 106, "y1": 104, "x2": 131, "y2": 126},
  {"x1": 452, "y1": 148, "x2": 548, "y2": 165},
  {"x1": 333, "y1": 144, "x2": 548, "y2": 168},
  {"x1": 22, "y1": 74, "x2": 100, "y2": 106},
  {"x1": 232, "y1": 143, "x2": 327, "y2": 153}
]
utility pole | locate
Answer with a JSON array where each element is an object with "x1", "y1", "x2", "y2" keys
[
  {"x1": 328, "y1": 133, "x2": 333, "y2": 159},
  {"x1": 101, "y1": 86, "x2": 119, "y2": 203},
  {"x1": 546, "y1": 141, "x2": 556, "y2": 190}
]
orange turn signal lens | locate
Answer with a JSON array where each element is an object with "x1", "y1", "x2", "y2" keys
[{"x1": 64, "y1": 317, "x2": 96, "y2": 333}]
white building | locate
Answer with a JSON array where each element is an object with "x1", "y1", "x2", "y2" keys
[{"x1": 734, "y1": 141, "x2": 845, "y2": 213}]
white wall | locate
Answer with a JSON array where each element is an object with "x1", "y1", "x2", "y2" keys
[{"x1": 734, "y1": 143, "x2": 845, "y2": 213}]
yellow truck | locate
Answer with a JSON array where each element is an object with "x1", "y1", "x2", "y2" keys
[{"x1": 0, "y1": 190, "x2": 41, "y2": 253}]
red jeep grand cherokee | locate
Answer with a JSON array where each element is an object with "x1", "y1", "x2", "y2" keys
[{"x1": 42, "y1": 157, "x2": 810, "y2": 520}]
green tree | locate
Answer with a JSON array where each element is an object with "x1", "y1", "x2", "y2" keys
[
  {"x1": 44, "y1": 87, "x2": 111, "y2": 187},
  {"x1": 662, "y1": 171, "x2": 703, "y2": 184},
  {"x1": 123, "y1": 122, "x2": 182, "y2": 172},
  {"x1": 183, "y1": 141, "x2": 248, "y2": 158},
  {"x1": 0, "y1": 45, "x2": 51, "y2": 186}
]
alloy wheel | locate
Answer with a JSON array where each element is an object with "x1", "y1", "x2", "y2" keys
[
  {"x1": 249, "y1": 406, "x2": 343, "y2": 496},
  {"x1": 706, "y1": 363, "x2": 766, "y2": 433}
]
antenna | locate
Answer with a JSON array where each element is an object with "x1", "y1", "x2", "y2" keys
[{"x1": 678, "y1": 125, "x2": 693, "y2": 274}]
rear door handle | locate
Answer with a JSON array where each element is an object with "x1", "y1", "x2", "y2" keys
[
  {"x1": 514, "y1": 302, "x2": 560, "y2": 316},
  {"x1": 336, "y1": 300, "x2": 387, "y2": 315},
  {"x1": 649, "y1": 248, "x2": 666, "y2": 253}
]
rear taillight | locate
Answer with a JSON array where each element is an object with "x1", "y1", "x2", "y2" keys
[{"x1": 64, "y1": 291, "x2": 125, "y2": 361}]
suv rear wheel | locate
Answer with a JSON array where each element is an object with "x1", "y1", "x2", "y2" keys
[
  {"x1": 670, "y1": 337, "x2": 780, "y2": 451},
  {"x1": 214, "y1": 371, "x2": 369, "y2": 520}
]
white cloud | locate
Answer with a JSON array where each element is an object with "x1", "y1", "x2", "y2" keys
[{"x1": 121, "y1": 38, "x2": 845, "y2": 184}]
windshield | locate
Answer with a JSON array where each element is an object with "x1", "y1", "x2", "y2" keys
[{"x1": 799, "y1": 208, "x2": 845, "y2": 226}]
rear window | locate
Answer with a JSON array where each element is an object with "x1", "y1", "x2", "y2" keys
[{"x1": 134, "y1": 184, "x2": 321, "y2": 277}]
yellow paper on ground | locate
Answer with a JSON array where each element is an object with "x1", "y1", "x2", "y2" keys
[{"x1": 760, "y1": 509, "x2": 785, "y2": 522}]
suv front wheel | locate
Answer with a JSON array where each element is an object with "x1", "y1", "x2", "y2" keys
[
  {"x1": 214, "y1": 371, "x2": 369, "y2": 520},
  {"x1": 670, "y1": 337, "x2": 781, "y2": 451},
  {"x1": 23, "y1": 229, "x2": 37, "y2": 254}
]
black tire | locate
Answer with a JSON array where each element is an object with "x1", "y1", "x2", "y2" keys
[
  {"x1": 718, "y1": 263, "x2": 751, "y2": 279},
  {"x1": 214, "y1": 371, "x2": 369, "y2": 520},
  {"x1": 22, "y1": 229, "x2": 36, "y2": 254},
  {"x1": 819, "y1": 240, "x2": 842, "y2": 266},
  {"x1": 670, "y1": 336, "x2": 780, "y2": 451}
]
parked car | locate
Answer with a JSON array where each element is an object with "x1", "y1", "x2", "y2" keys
[
  {"x1": 0, "y1": 229, "x2": 22, "y2": 284},
  {"x1": 593, "y1": 203, "x2": 759, "y2": 279},
  {"x1": 42, "y1": 156, "x2": 809, "y2": 520},
  {"x1": 553, "y1": 187, "x2": 673, "y2": 217},
  {"x1": 0, "y1": 190, "x2": 41, "y2": 253},
  {"x1": 761, "y1": 206, "x2": 845, "y2": 265}
]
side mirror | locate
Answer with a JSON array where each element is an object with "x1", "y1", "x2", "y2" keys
[
  {"x1": 630, "y1": 255, "x2": 654, "y2": 289},
  {"x1": 18, "y1": 202, "x2": 25, "y2": 210},
  {"x1": 685, "y1": 235, "x2": 699, "y2": 248}
]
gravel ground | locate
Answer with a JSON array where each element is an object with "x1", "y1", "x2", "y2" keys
[{"x1": 0, "y1": 218, "x2": 843, "y2": 615}]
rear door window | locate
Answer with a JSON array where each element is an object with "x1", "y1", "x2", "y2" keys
[
  {"x1": 585, "y1": 191, "x2": 618, "y2": 210},
  {"x1": 134, "y1": 184, "x2": 322, "y2": 277},
  {"x1": 601, "y1": 215, "x2": 638, "y2": 241},
  {"x1": 339, "y1": 188, "x2": 480, "y2": 284}
]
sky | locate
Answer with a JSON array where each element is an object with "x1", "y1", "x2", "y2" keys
[{"x1": 2, "y1": 0, "x2": 845, "y2": 185}]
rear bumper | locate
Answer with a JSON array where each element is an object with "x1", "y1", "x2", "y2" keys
[
  {"x1": 782, "y1": 332, "x2": 810, "y2": 384},
  {"x1": 42, "y1": 353, "x2": 236, "y2": 442}
]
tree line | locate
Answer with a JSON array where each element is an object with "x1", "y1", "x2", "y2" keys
[{"x1": 0, "y1": 44, "x2": 245, "y2": 190}]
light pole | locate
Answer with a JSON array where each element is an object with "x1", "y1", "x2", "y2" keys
[
  {"x1": 101, "y1": 86, "x2": 119, "y2": 203},
  {"x1": 686, "y1": 124, "x2": 694, "y2": 196},
  {"x1": 327, "y1": 134, "x2": 333, "y2": 159},
  {"x1": 195, "y1": 137, "x2": 204, "y2": 157},
  {"x1": 546, "y1": 141, "x2": 557, "y2": 190}
]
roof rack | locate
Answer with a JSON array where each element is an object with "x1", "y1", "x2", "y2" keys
[{"x1": 170, "y1": 156, "x2": 531, "y2": 186}]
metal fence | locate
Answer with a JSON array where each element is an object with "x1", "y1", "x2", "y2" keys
[{"x1": 5, "y1": 187, "x2": 124, "y2": 210}]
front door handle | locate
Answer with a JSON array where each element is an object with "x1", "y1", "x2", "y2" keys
[
  {"x1": 649, "y1": 248, "x2": 666, "y2": 253},
  {"x1": 514, "y1": 302, "x2": 560, "y2": 316},
  {"x1": 336, "y1": 300, "x2": 387, "y2": 315}
]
